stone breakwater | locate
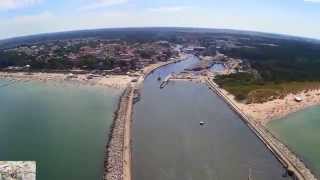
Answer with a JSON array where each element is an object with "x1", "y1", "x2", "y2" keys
[
  {"x1": 103, "y1": 56, "x2": 188, "y2": 180},
  {"x1": 206, "y1": 78, "x2": 317, "y2": 180},
  {"x1": 104, "y1": 86, "x2": 133, "y2": 180}
]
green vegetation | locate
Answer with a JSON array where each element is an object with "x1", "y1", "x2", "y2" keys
[
  {"x1": 216, "y1": 37, "x2": 320, "y2": 103},
  {"x1": 0, "y1": 51, "x2": 74, "y2": 70},
  {"x1": 215, "y1": 73, "x2": 320, "y2": 103},
  {"x1": 136, "y1": 49, "x2": 156, "y2": 59},
  {"x1": 78, "y1": 55, "x2": 116, "y2": 70},
  {"x1": 0, "y1": 51, "x2": 27, "y2": 67},
  {"x1": 222, "y1": 39, "x2": 320, "y2": 82}
]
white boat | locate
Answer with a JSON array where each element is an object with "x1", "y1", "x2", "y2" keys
[
  {"x1": 295, "y1": 96, "x2": 303, "y2": 102},
  {"x1": 160, "y1": 74, "x2": 172, "y2": 89},
  {"x1": 248, "y1": 168, "x2": 253, "y2": 180}
]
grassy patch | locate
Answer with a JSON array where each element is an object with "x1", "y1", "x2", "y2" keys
[{"x1": 215, "y1": 73, "x2": 320, "y2": 103}]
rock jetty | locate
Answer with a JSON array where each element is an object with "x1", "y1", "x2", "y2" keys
[{"x1": 104, "y1": 87, "x2": 133, "y2": 180}]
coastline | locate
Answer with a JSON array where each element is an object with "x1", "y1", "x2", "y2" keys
[
  {"x1": 0, "y1": 70, "x2": 133, "y2": 180},
  {"x1": 217, "y1": 86, "x2": 320, "y2": 125},
  {"x1": 0, "y1": 55, "x2": 187, "y2": 180},
  {"x1": 0, "y1": 71, "x2": 133, "y2": 90},
  {"x1": 207, "y1": 78, "x2": 317, "y2": 180}
]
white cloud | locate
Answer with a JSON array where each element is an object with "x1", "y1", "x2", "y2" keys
[
  {"x1": 0, "y1": 11, "x2": 56, "y2": 39},
  {"x1": 79, "y1": 0, "x2": 128, "y2": 11},
  {"x1": 147, "y1": 6, "x2": 191, "y2": 13},
  {"x1": 12, "y1": 11, "x2": 53, "y2": 24},
  {"x1": 304, "y1": 0, "x2": 320, "y2": 3},
  {"x1": 0, "y1": 0, "x2": 42, "y2": 10}
]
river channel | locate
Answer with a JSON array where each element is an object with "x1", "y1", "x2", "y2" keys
[{"x1": 132, "y1": 55, "x2": 289, "y2": 180}]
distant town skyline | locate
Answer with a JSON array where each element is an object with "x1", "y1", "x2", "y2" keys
[{"x1": 1, "y1": 0, "x2": 320, "y2": 40}]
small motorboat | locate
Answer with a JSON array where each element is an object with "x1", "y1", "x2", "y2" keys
[
  {"x1": 200, "y1": 121, "x2": 206, "y2": 126},
  {"x1": 248, "y1": 168, "x2": 253, "y2": 180}
]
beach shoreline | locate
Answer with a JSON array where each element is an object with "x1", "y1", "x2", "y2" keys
[
  {"x1": 216, "y1": 86, "x2": 320, "y2": 125},
  {"x1": 0, "y1": 71, "x2": 133, "y2": 90},
  {"x1": 0, "y1": 53, "x2": 188, "y2": 90}
]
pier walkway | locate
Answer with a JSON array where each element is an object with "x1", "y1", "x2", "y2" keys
[{"x1": 206, "y1": 78, "x2": 317, "y2": 180}]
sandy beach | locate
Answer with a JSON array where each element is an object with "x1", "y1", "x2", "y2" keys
[
  {"x1": 218, "y1": 86, "x2": 320, "y2": 125},
  {"x1": 0, "y1": 55, "x2": 189, "y2": 90},
  {"x1": 0, "y1": 72, "x2": 133, "y2": 89}
]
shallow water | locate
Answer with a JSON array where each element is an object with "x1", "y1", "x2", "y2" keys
[
  {"x1": 0, "y1": 79, "x2": 121, "y2": 180},
  {"x1": 132, "y1": 56, "x2": 288, "y2": 180},
  {"x1": 268, "y1": 106, "x2": 320, "y2": 178}
]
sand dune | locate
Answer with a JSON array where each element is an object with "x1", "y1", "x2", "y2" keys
[{"x1": 219, "y1": 87, "x2": 320, "y2": 125}]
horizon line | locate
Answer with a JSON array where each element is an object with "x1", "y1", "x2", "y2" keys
[{"x1": 1, "y1": 26, "x2": 319, "y2": 42}]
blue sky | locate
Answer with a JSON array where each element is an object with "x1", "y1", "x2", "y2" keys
[{"x1": 0, "y1": 0, "x2": 320, "y2": 40}]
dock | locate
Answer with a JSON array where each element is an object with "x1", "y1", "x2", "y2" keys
[{"x1": 206, "y1": 78, "x2": 317, "y2": 180}]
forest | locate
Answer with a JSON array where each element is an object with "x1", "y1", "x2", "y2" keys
[{"x1": 216, "y1": 38, "x2": 320, "y2": 103}]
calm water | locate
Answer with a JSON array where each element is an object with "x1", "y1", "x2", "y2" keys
[
  {"x1": 0, "y1": 80, "x2": 121, "y2": 180},
  {"x1": 268, "y1": 106, "x2": 320, "y2": 178},
  {"x1": 210, "y1": 63, "x2": 225, "y2": 72},
  {"x1": 132, "y1": 55, "x2": 288, "y2": 180}
]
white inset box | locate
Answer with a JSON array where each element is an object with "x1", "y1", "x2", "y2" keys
[{"x1": 0, "y1": 161, "x2": 36, "y2": 180}]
